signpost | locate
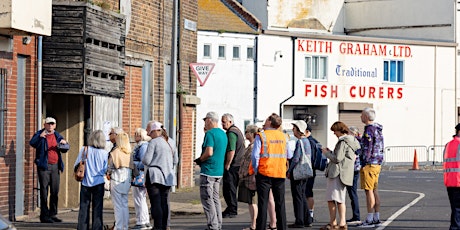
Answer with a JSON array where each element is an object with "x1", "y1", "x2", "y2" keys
[{"x1": 189, "y1": 63, "x2": 215, "y2": 86}]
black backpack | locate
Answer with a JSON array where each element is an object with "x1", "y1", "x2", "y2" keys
[{"x1": 310, "y1": 138, "x2": 327, "y2": 171}]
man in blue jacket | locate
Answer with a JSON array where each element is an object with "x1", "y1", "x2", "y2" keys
[{"x1": 30, "y1": 117, "x2": 68, "y2": 223}]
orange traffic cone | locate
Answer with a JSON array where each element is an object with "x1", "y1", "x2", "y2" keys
[{"x1": 410, "y1": 149, "x2": 420, "y2": 170}]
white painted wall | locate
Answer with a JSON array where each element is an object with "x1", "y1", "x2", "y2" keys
[
  {"x1": 195, "y1": 31, "x2": 256, "y2": 157},
  {"x1": 257, "y1": 34, "x2": 456, "y2": 158},
  {"x1": 344, "y1": 0, "x2": 455, "y2": 42},
  {"x1": 0, "y1": 0, "x2": 52, "y2": 35}
]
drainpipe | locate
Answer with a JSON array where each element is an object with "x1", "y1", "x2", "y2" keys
[
  {"x1": 253, "y1": 37, "x2": 258, "y2": 124},
  {"x1": 170, "y1": 0, "x2": 179, "y2": 189},
  {"x1": 38, "y1": 37, "x2": 43, "y2": 131},
  {"x1": 279, "y1": 36, "x2": 297, "y2": 116}
]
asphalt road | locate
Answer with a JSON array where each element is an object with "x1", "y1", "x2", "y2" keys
[{"x1": 14, "y1": 168, "x2": 450, "y2": 229}]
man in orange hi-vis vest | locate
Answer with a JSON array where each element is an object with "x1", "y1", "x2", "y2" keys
[
  {"x1": 444, "y1": 123, "x2": 460, "y2": 230},
  {"x1": 251, "y1": 113, "x2": 291, "y2": 230}
]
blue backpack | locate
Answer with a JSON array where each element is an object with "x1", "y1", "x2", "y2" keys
[{"x1": 310, "y1": 139, "x2": 327, "y2": 171}]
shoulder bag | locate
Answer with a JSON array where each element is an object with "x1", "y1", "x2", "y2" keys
[
  {"x1": 74, "y1": 146, "x2": 88, "y2": 182},
  {"x1": 293, "y1": 139, "x2": 314, "y2": 180}
]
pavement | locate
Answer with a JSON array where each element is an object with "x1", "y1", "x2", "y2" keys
[
  {"x1": 13, "y1": 164, "x2": 444, "y2": 229},
  {"x1": 13, "y1": 168, "x2": 206, "y2": 228}
]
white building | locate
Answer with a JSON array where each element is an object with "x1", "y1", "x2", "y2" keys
[
  {"x1": 195, "y1": 0, "x2": 261, "y2": 156},
  {"x1": 195, "y1": 0, "x2": 458, "y2": 164}
]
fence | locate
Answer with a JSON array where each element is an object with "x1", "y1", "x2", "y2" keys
[{"x1": 383, "y1": 145, "x2": 445, "y2": 168}]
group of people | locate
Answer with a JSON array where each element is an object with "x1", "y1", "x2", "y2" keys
[
  {"x1": 30, "y1": 118, "x2": 178, "y2": 230},
  {"x1": 194, "y1": 108, "x2": 384, "y2": 230}
]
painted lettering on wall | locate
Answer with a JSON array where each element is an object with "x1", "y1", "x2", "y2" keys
[
  {"x1": 305, "y1": 84, "x2": 403, "y2": 99},
  {"x1": 335, "y1": 65, "x2": 377, "y2": 78},
  {"x1": 297, "y1": 39, "x2": 412, "y2": 58}
]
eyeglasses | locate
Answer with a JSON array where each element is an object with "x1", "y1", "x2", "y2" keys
[{"x1": 109, "y1": 132, "x2": 116, "y2": 135}]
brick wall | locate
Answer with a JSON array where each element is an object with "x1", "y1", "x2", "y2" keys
[
  {"x1": 0, "y1": 36, "x2": 38, "y2": 218},
  {"x1": 122, "y1": 66, "x2": 143, "y2": 137},
  {"x1": 103, "y1": 0, "x2": 197, "y2": 188},
  {"x1": 179, "y1": 105, "x2": 196, "y2": 187}
]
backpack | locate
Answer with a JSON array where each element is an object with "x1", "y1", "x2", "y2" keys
[{"x1": 310, "y1": 139, "x2": 327, "y2": 171}]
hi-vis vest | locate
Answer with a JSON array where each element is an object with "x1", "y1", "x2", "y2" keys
[
  {"x1": 444, "y1": 136, "x2": 460, "y2": 187},
  {"x1": 257, "y1": 129, "x2": 287, "y2": 178}
]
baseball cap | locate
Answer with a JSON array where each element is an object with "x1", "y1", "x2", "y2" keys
[
  {"x1": 45, "y1": 117, "x2": 56, "y2": 124},
  {"x1": 150, "y1": 121, "x2": 163, "y2": 131},
  {"x1": 292, "y1": 120, "x2": 307, "y2": 134},
  {"x1": 203, "y1": 111, "x2": 219, "y2": 121}
]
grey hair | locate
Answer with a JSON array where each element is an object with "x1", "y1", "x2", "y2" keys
[
  {"x1": 245, "y1": 124, "x2": 260, "y2": 134},
  {"x1": 349, "y1": 126, "x2": 359, "y2": 135},
  {"x1": 88, "y1": 130, "x2": 106, "y2": 149},
  {"x1": 222, "y1": 113, "x2": 234, "y2": 123},
  {"x1": 135, "y1": 128, "x2": 151, "y2": 142},
  {"x1": 362, "y1": 107, "x2": 376, "y2": 121},
  {"x1": 112, "y1": 127, "x2": 124, "y2": 135}
]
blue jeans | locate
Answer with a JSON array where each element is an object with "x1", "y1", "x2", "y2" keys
[
  {"x1": 448, "y1": 187, "x2": 460, "y2": 230},
  {"x1": 346, "y1": 170, "x2": 360, "y2": 220},
  {"x1": 200, "y1": 175, "x2": 222, "y2": 230}
]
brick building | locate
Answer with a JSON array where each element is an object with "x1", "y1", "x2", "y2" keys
[{"x1": 0, "y1": 0, "x2": 198, "y2": 220}]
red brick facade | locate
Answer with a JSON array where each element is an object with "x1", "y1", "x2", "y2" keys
[
  {"x1": 0, "y1": 0, "x2": 199, "y2": 219},
  {"x1": 108, "y1": 0, "x2": 198, "y2": 188},
  {"x1": 0, "y1": 37, "x2": 39, "y2": 217}
]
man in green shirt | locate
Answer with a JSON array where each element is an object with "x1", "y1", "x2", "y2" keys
[{"x1": 221, "y1": 113, "x2": 245, "y2": 218}]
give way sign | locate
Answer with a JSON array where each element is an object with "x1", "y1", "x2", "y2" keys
[{"x1": 189, "y1": 63, "x2": 215, "y2": 86}]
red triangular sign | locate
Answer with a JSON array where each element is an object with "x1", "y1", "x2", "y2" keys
[{"x1": 190, "y1": 63, "x2": 215, "y2": 86}]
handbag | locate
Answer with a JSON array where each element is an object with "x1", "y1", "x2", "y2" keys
[
  {"x1": 131, "y1": 170, "x2": 145, "y2": 187},
  {"x1": 74, "y1": 146, "x2": 88, "y2": 182},
  {"x1": 58, "y1": 142, "x2": 70, "y2": 153},
  {"x1": 293, "y1": 139, "x2": 314, "y2": 180}
]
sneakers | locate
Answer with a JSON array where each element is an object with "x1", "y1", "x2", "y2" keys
[
  {"x1": 346, "y1": 218, "x2": 362, "y2": 225},
  {"x1": 373, "y1": 220, "x2": 382, "y2": 227},
  {"x1": 357, "y1": 220, "x2": 375, "y2": 228}
]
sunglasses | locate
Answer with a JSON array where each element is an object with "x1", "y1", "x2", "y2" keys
[{"x1": 46, "y1": 122, "x2": 55, "y2": 125}]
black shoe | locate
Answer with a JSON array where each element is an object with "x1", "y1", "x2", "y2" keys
[
  {"x1": 304, "y1": 216, "x2": 313, "y2": 227},
  {"x1": 40, "y1": 217, "x2": 54, "y2": 223},
  {"x1": 222, "y1": 212, "x2": 237, "y2": 218},
  {"x1": 50, "y1": 216, "x2": 62, "y2": 222},
  {"x1": 288, "y1": 223, "x2": 305, "y2": 228}
]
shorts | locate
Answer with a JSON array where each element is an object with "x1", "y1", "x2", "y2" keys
[
  {"x1": 238, "y1": 182, "x2": 257, "y2": 204},
  {"x1": 360, "y1": 164, "x2": 381, "y2": 191},
  {"x1": 305, "y1": 175, "x2": 315, "y2": 198}
]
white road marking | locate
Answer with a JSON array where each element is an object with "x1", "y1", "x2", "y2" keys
[{"x1": 376, "y1": 189, "x2": 425, "y2": 230}]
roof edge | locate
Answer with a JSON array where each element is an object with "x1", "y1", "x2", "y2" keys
[{"x1": 220, "y1": 0, "x2": 262, "y2": 33}]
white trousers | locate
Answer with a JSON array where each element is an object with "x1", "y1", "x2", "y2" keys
[
  {"x1": 111, "y1": 189, "x2": 129, "y2": 230},
  {"x1": 133, "y1": 186, "x2": 150, "y2": 225}
]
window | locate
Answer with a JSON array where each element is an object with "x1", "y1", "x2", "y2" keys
[
  {"x1": 247, "y1": 47, "x2": 254, "y2": 60},
  {"x1": 0, "y1": 69, "x2": 6, "y2": 156},
  {"x1": 203, "y1": 44, "x2": 211, "y2": 58},
  {"x1": 218, "y1": 45, "x2": 226, "y2": 59},
  {"x1": 383, "y1": 60, "x2": 404, "y2": 83},
  {"x1": 305, "y1": 56, "x2": 328, "y2": 80},
  {"x1": 232, "y1": 46, "x2": 240, "y2": 59}
]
